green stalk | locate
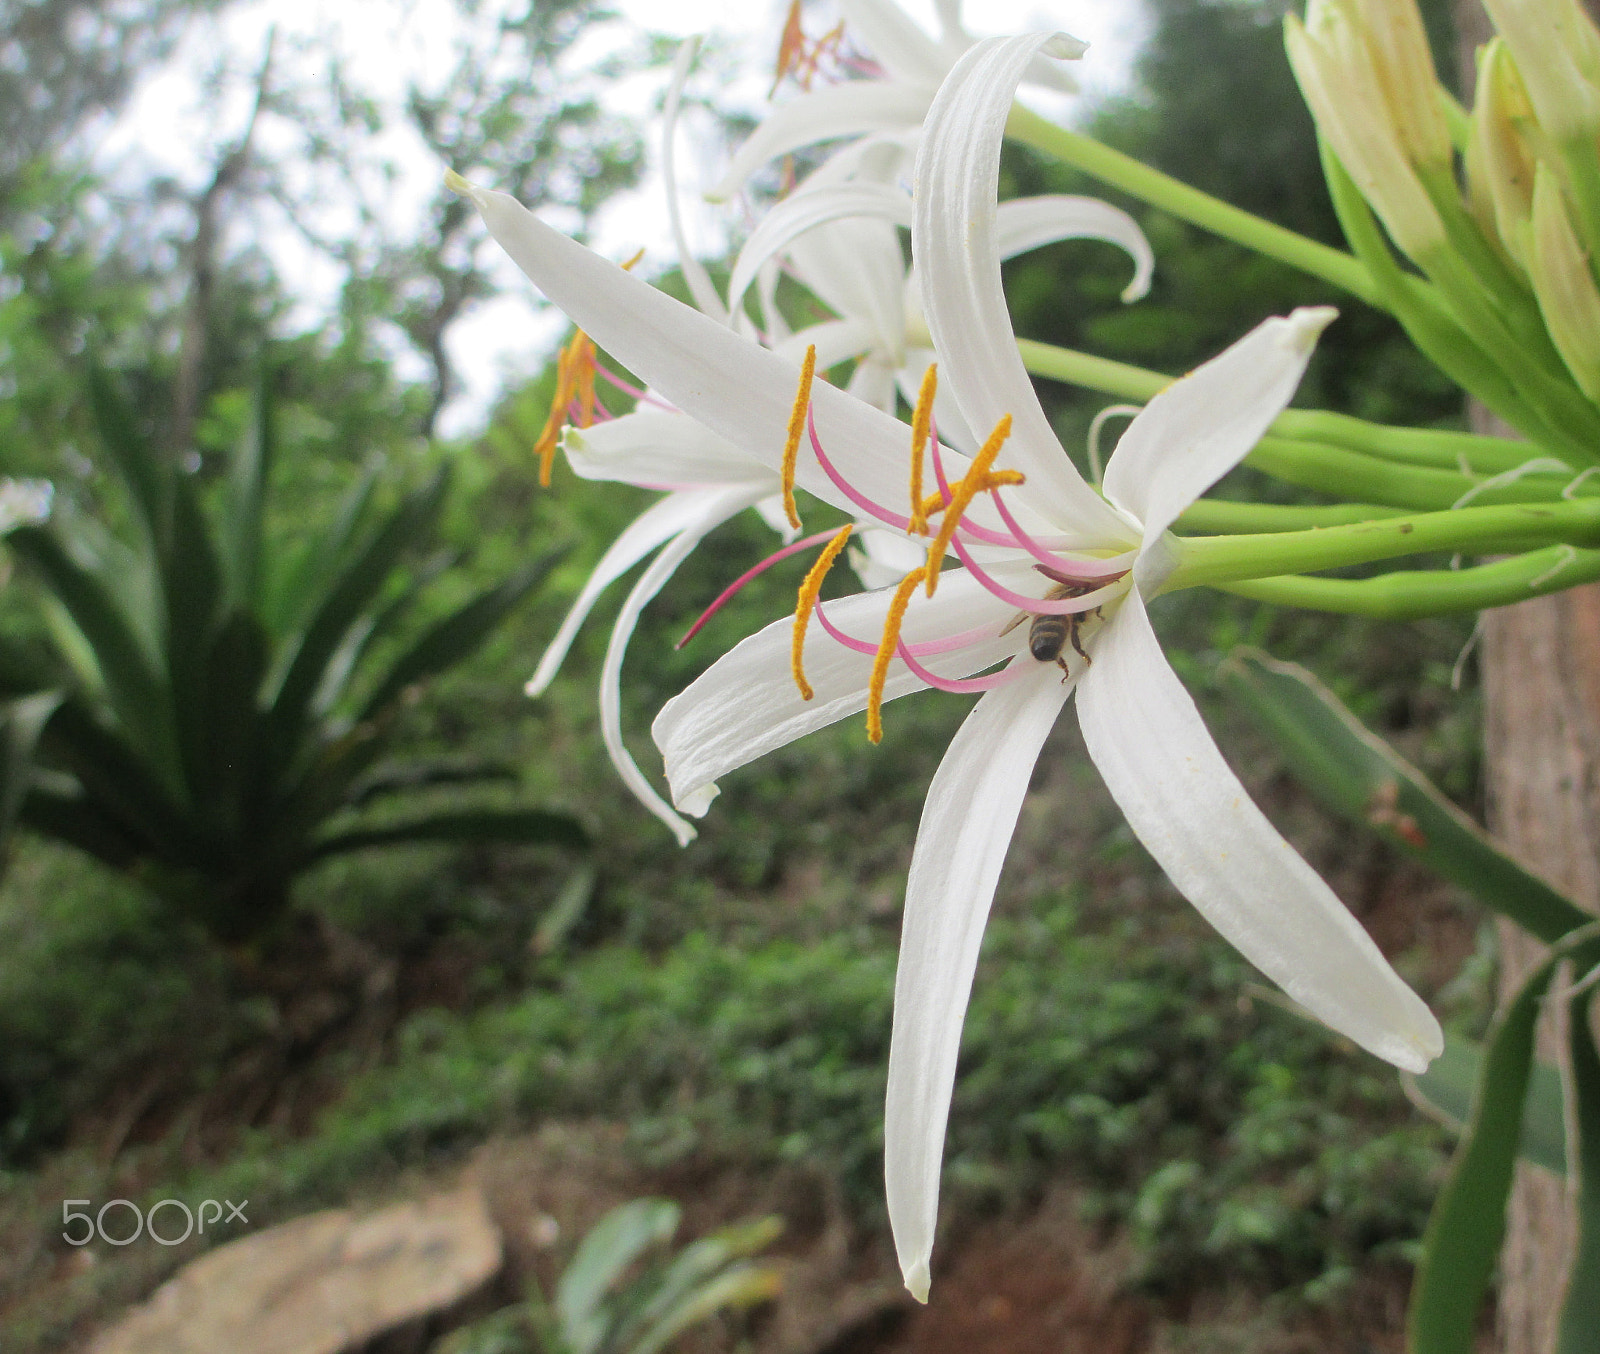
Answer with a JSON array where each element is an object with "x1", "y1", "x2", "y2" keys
[
  {"x1": 1175, "y1": 500, "x2": 1409, "y2": 534},
  {"x1": 1017, "y1": 339, "x2": 1560, "y2": 478},
  {"x1": 1214, "y1": 547, "x2": 1600, "y2": 619},
  {"x1": 1006, "y1": 105, "x2": 1381, "y2": 305},
  {"x1": 1167, "y1": 498, "x2": 1600, "y2": 590}
]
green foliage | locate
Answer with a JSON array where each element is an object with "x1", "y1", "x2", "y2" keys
[
  {"x1": 186, "y1": 892, "x2": 1441, "y2": 1300},
  {"x1": 0, "y1": 368, "x2": 584, "y2": 941},
  {"x1": 438, "y1": 1197, "x2": 780, "y2": 1354}
]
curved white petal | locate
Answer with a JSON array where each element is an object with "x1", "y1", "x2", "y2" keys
[
  {"x1": 664, "y1": 38, "x2": 729, "y2": 323},
  {"x1": 564, "y1": 413, "x2": 775, "y2": 490},
  {"x1": 848, "y1": 355, "x2": 898, "y2": 414},
  {"x1": 839, "y1": 0, "x2": 949, "y2": 87},
  {"x1": 599, "y1": 485, "x2": 764, "y2": 846},
  {"x1": 787, "y1": 214, "x2": 910, "y2": 363},
  {"x1": 461, "y1": 183, "x2": 951, "y2": 522},
  {"x1": 884, "y1": 662, "x2": 1073, "y2": 1301},
  {"x1": 727, "y1": 183, "x2": 913, "y2": 327},
  {"x1": 526, "y1": 488, "x2": 741, "y2": 698},
  {"x1": 653, "y1": 570, "x2": 1019, "y2": 814},
  {"x1": 913, "y1": 35, "x2": 1126, "y2": 540},
  {"x1": 895, "y1": 350, "x2": 979, "y2": 454},
  {"x1": 994, "y1": 195, "x2": 1154, "y2": 302},
  {"x1": 775, "y1": 317, "x2": 877, "y2": 371},
  {"x1": 1103, "y1": 308, "x2": 1337, "y2": 549},
  {"x1": 1075, "y1": 591, "x2": 1443, "y2": 1073},
  {"x1": 708, "y1": 82, "x2": 933, "y2": 202}
]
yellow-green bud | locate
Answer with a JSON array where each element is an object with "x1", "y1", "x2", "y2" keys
[
  {"x1": 1529, "y1": 163, "x2": 1600, "y2": 399},
  {"x1": 1467, "y1": 39, "x2": 1540, "y2": 271},
  {"x1": 1286, "y1": 0, "x2": 1446, "y2": 258},
  {"x1": 1481, "y1": 0, "x2": 1600, "y2": 143},
  {"x1": 1349, "y1": 0, "x2": 1453, "y2": 172}
]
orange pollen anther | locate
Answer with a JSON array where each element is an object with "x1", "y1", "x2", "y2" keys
[
  {"x1": 621, "y1": 247, "x2": 646, "y2": 272},
  {"x1": 923, "y1": 415, "x2": 1019, "y2": 596},
  {"x1": 781, "y1": 345, "x2": 817, "y2": 531},
  {"x1": 790, "y1": 524, "x2": 855, "y2": 701},
  {"x1": 771, "y1": 0, "x2": 844, "y2": 94},
  {"x1": 908, "y1": 364, "x2": 938, "y2": 537},
  {"x1": 867, "y1": 566, "x2": 928, "y2": 745},
  {"x1": 533, "y1": 328, "x2": 600, "y2": 488}
]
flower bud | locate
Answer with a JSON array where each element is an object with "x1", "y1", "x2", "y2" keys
[
  {"x1": 1529, "y1": 163, "x2": 1600, "y2": 399},
  {"x1": 1481, "y1": 0, "x2": 1600, "y2": 143},
  {"x1": 1467, "y1": 39, "x2": 1539, "y2": 271},
  {"x1": 1285, "y1": 0, "x2": 1446, "y2": 257},
  {"x1": 1349, "y1": 0, "x2": 1453, "y2": 173}
]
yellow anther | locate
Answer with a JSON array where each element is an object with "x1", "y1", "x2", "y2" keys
[
  {"x1": 534, "y1": 342, "x2": 573, "y2": 487},
  {"x1": 790, "y1": 524, "x2": 855, "y2": 701},
  {"x1": 621, "y1": 247, "x2": 646, "y2": 272},
  {"x1": 780, "y1": 345, "x2": 817, "y2": 531},
  {"x1": 908, "y1": 364, "x2": 938, "y2": 536},
  {"x1": 867, "y1": 566, "x2": 928, "y2": 744},
  {"x1": 923, "y1": 415, "x2": 1016, "y2": 596},
  {"x1": 772, "y1": 0, "x2": 806, "y2": 95},
  {"x1": 532, "y1": 329, "x2": 602, "y2": 487}
]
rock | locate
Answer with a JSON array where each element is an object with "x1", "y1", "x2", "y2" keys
[{"x1": 90, "y1": 1189, "x2": 503, "y2": 1354}]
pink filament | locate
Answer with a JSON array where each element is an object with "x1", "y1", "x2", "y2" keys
[
  {"x1": 948, "y1": 534, "x2": 1123, "y2": 613},
  {"x1": 895, "y1": 641, "x2": 1028, "y2": 694},
  {"x1": 676, "y1": 527, "x2": 844, "y2": 648},
  {"x1": 806, "y1": 407, "x2": 913, "y2": 532},
  {"x1": 812, "y1": 598, "x2": 1007, "y2": 659},
  {"x1": 593, "y1": 358, "x2": 676, "y2": 412}
]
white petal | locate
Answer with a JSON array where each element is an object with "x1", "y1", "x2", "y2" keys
[
  {"x1": 599, "y1": 485, "x2": 764, "y2": 846},
  {"x1": 775, "y1": 317, "x2": 878, "y2": 371},
  {"x1": 564, "y1": 413, "x2": 775, "y2": 490},
  {"x1": 1103, "y1": 308, "x2": 1336, "y2": 549},
  {"x1": 1075, "y1": 590, "x2": 1443, "y2": 1073},
  {"x1": 461, "y1": 183, "x2": 944, "y2": 523},
  {"x1": 708, "y1": 83, "x2": 933, "y2": 202},
  {"x1": 787, "y1": 214, "x2": 910, "y2": 363},
  {"x1": 652, "y1": 570, "x2": 1018, "y2": 814},
  {"x1": 913, "y1": 35, "x2": 1126, "y2": 540},
  {"x1": 884, "y1": 662, "x2": 1072, "y2": 1301},
  {"x1": 994, "y1": 195, "x2": 1154, "y2": 302},
  {"x1": 839, "y1": 0, "x2": 949, "y2": 87},
  {"x1": 526, "y1": 488, "x2": 744, "y2": 697},
  {"x1": 848, "y1": 356, "x2": 898, "y2": 415},
  {"x1": 663, "y1": 38, "x2": 729, "y2": 323},
  {"x1": 726, "y1": 183, "x2": 912, "y2": 329}
]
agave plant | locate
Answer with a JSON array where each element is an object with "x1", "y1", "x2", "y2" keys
[
  {"x1": 437, "y1": 1198, "x2": 782, "y2": 1354},
  {"x1": 0, "y1": 369, "x2": 584, "y2": 941}
]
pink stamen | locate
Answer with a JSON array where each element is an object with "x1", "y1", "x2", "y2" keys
[
  {"x1": 677, "y1": 527, "x2": 844, "y2": 648},
  {"x1": 806, "y1": 406, "x2": 913, "y2": 531},
  {"x1": 948, "y1": 534, "x2": 1125, "y2": 613},
  {"x1": 812, "y1": 598, "x2": 880, "y2": 655},
  {"x1": 987, "y1": 487, "x2": 1136, "y2": 577},
  {"x1": 896, "y1": 641, "x2": 1030, "y2": 694},
  {"x1": 813, "y1": 597, "x2": 1003, "y2": 659},
  {"x1": 593, "y1": 358, "x2": 675, "y2": 412}
]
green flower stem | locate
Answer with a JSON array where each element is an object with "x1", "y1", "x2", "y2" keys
[
  {"x1": 1017, "y1": 338, "x2": 1554, "y2": 478},
  {"x1": 1213, "y1": 546, "x2": 1600, "y2": 618},
  {"x1": 1175, "y1": 500, "x2": 1408, "y2": 534},
  {"x1": 1007, "y1": 106, "x2": 1382, "y2": 306},
  {"x1": 1271, "y1": 408, "x2": 1545, "y2": 474},
  {"x1": 1168, "y1": 498, "x2": 1600, "y2": 590},
  {"x1": 1015, "y1": 338, "x2": 1164, "y2": 403}
]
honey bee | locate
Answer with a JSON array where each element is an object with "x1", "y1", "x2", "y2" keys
[{"x1": 1001, "y1": 564, "x2": 1127, "y2": 677}]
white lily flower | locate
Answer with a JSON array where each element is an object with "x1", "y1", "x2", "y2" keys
[
  {"x1": 448, "y1": 30, "x2": 1441, "y2": 1305},
  {"x1": 526, "y1": 409, "x2": 785, "y2": 847},
  {"x1": 724, "y1": 144, "x2": 1154, "y2": 446},
  {"x1": 708, "y1": 0, "x2": 1084, "y2": 202}
]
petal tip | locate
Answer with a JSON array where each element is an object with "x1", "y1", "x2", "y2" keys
[
  {"x1": 677, "y1": 782, "x2": 720, "y2": 817},
  {"x1": 1283, "y1": 305, "x2": 1339, "y2": 351},
  {"x1": 1042, "y1": 32, "x2": 1090, "y2": 60},
  {"x1": 903, "y1": 1258, "x2": 931, "y2": 1304},
  {"x1": 444, "y1": 168, "x2": 478, "y2": 199}
]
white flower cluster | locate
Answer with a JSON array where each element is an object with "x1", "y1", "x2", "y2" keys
[{"x1": 449, "y1": 0, "x2": 1442, "y2": 1302}]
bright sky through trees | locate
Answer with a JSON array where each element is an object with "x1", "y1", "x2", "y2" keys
[{"x1": 86, "y1": 0, "x2": 1144, "y2": 435}]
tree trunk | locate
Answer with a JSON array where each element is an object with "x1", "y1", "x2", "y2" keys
[{"x1": 1451, "y1": 0, "x2": 1600, "y2": 1342}]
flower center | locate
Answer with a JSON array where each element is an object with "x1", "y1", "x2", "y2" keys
[{"x1": 777, "y1": 351, "x2": 1131, "y2": 742}]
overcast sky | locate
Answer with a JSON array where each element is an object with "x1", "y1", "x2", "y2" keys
[{"x1": 94, "y1": 0, "x2": 1147, "y2": 435}]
